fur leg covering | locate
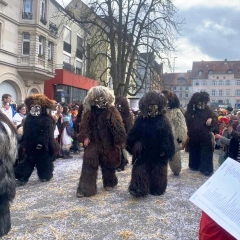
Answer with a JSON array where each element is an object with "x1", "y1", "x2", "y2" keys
[
  {"x1": 14, "y1": 157, "x2": 35, "y2": 182},
  {"x1": 0, "y1": 201, "x2": 11, "y2": 237},
  {"x1": 189, "y1": 140, "x2": 201, "y2": 170},
  {"x1": 35, "y1": 153, "x2": 54, "y2": 181},
  {"x1": 149, "y1": 163, "x2": 168, "y2": 196},
  {"x1": 76, "y1": 162, "x2": 98, "y2": 197},
  {"x1": 101, "y1": 167, "x2": 118, "y2": 188},
  {"x1": 198, "y1": 142, "x2": 214, "y2": 175},
  {"x1": 129, "y1": 163, "x2": 150, "y2": 198},
  {"x1": 169, "y1": 151, "x2": 182, "y2": 175}
]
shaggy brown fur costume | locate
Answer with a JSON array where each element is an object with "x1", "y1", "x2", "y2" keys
[
  {"x1": 185, "y1": 91, "x2": 218, "y2": 176},
  {"x1": 126, "y1": 91, "x2": 175, "y2": 197},
  {"x1": 115, "y1": 96, "x2": 134, "y2": 171},
  {"x1": 162, "y1": 89, "x2": 187, "y2": 176},
  {"x1": 0, "y1": 112, "x2": 17, "y2": 237},
  {"x1": 76, "y1": 86, "x2": 127, "y2": 197},
  {"x1": 14, "y1": 94, "x2": 59, "y2": 185}
]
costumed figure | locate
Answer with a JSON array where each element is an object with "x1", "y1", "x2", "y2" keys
[
  {"x1": 185, "y1": 91, "x2": 218, "y2": 176},
  {"x1": 76, "y1": 86, "x2": 127, "y2": 197},
  {"x1": 115, "y1": 96, "x2": 134, "y2": 171},
  {"x1": 126, "y1": 91, "x2": 175, "y2": 197},
  {"x1": 0, "y1": 112, "x2": 18, "y2": 237},
  {"x1": 162, "y1": 89, "x2": 187, "y2": 176},
  {"x1": 14, "y1": 94, "x2": 59, "y2": 185}
]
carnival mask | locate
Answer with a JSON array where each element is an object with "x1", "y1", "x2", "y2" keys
[
  {"x1": 95, "y1": 96, "x2": 108, "y2": 109},
  {"x1": 30, "y1": 104, "x2": 42, "y2": 116},
  {"x1": 148, "y1": 104, "x2": 159, "y2": 117},
  {"x1": 195, "y1": 101, "x2": 206, "y2": 110},
  {"x1": 116, "y1": 104, "x2": 122, "y2": 112}
]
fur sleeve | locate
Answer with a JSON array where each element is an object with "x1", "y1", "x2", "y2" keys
[
  {"x1": 78, "y1": 111, "x2": 91, "y2": 143},
  {"x1": 173, "y1": 109, "x2": 187, "y2": 144},
  {"x1": 108, "y1": 106, "x2": 127, "y2": 146},
  {"x1": 125, "y1": 113, "x2": 134, "y2": 134},
  {"x1": 126, "y1": 116, "x2": 142, "y2": 154},
  {"x1": 0, "y1": 122, "x2": 17, "y2": 202}
]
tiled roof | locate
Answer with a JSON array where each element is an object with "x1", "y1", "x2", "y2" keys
[
  {"x1": 162, "y1": 72, "x2": 192, "y2": 87},
  {"x1": 192, "y1": 60, "x2": 240, "y2": 78}
]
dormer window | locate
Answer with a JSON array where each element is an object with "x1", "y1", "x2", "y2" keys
[
  {"x1": 198, "y1": 70, "x2": 203, "y2": 76},
  {"x1": 227, "y1": 69, "x2": 233, "y2": 74},
  {"x1": 208, "y1": 70, "x2": 213, "y2": 74},
  {"x1": 22, "y1": 0, "x2": 33, "y2": 20},
  {"x1": 40, "y1": 0, "x2": 47, "y2": 25}
]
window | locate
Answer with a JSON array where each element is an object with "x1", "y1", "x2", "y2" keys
[
  {"x1": 180, "y1": 87, "x2": 182, "y2": 91},
  {"x1": 178, "y1": 77, "x2": 186, "y2": 84},
  {"x1": 219, "y1": 80, "x2": 223, "y2": 85},
  {"x1": 236, "y1": 80, "x2": 240, "y2": 85},
  {"x1": 186, "y1": 94, "x2": 188, "y2": 98},
  {"x1": 208, "y1": 70, "x2": 213, "y2": 74},
  {"x1": 48, "y1": 42, "x2": 53, "y2": 61},
  {"x1": 179, "y1": 93, "x2": 182, "y2": 98},
  {"x1": 75, "y1": 60, "x2": 82, "y2": 75},
  {"x1": 211, "y1": 99, "x2": 215, "y2": 103},
  {"x1": 236, "y1": 90, "x2": 240, "y2": 96},
  {"x1": 202, "y1": 80, "x2": 207, "y2": 85},
  {"x1": 38, "y1": 36, "x2": 44, "y2": 56},
  {"x1": 63, "y1": 27, "x2": 71, "y2": 53},
  {"x1": 173, "y1": 87, "x2": 176, "y2": 91},
  {"x1": 195, "y1": 82, "x2": 199, "y2": 86},
  {"x1": 212, "y1": 80, "x2": 216, "y2": 85},
  {"x1": 76, "y1": 35, "x2": 83, "y2": 59},
  {"x1": 226, "y1": 89, "x2": 230, "y2": 96},
  {"x1": 227, "y1": 69, "x2": 233, "y2": 74},
  {"x1": 63, "y1": 53, "x2": 70, "y2": 63},
  {"x1": 226, "y1": 80, "x2": 230, "y2": 85},
  {"x1": 40, "y1": 0, "x2": 46, "y2": 19},
  {"x1": 212, "y1": 90, "x2": 216, "y2": 96},
  {"x1": 219, "y1": 90, "x2": 223, "y2": 96},
  {"x1": 22, "y1": 0, "x2": 33, "y2": 19},
  {"x1": 22, "y1": 32, "x2": 30, "y2": 55},
  {"x1": 198, "y1": 70, "x2": 203, "y2": 76}
]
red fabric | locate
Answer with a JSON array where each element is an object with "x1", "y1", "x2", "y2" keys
[{"x1": 199, "y1": 212, "x2": 236, "y2": 240}]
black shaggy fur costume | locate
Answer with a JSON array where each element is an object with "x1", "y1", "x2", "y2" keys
[
  {"x1": 77, "y1": 86, "x2": 127, "y2": 197},
  {"x1": 0, "y1": 112, "x2": 17, "y2": 237},
  {"x1": 14, "y1": 94, "x2": 59, "y2": 185},
  {"x1": 185, "y1": 92, "x2": 218, "y2": 176},
  {"x1": 115, "y1": 96, "x2": 134, "y2": 171},
  {"x1": 126, "y1": 91, "x2": 175, "y2": 197}
]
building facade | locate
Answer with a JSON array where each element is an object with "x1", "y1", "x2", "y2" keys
[
  {"x1": 192, "y1": 60, "x2": 240, "y2": 109},
  {"x1": 162, "y1": 72, "x2": 192, "y2": 108},
  {"x1": 0, "y1": 0, "x2": 57, "y2": 103}
]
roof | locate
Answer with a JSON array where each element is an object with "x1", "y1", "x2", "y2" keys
[
  {"x1": 161, "y1": 72, "x2": 192, "y2": 87},
  {"x1": 192, "y1": 60, "x2": 240, "y2": 78}
]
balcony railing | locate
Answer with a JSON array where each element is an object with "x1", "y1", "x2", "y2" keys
[
  {"x1": 49, "y1": 21, "x2": 58, "y2": 36},
  {"x1": 63, "y1": 42, "x2": 71, "y2": 54},
  {"x1": 63, "y1": 62, "x2": 75, "y2": 73},
  {"x1": 22, "y1": 12, "x2": 32, "y2": 20}
]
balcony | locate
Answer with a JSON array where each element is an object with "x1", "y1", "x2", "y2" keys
[
  {"x1": 49, "y1": 21, "x2": 58, "y2": 37},
  {"x1": 63, "y1": 62, "x2": 75, "y2": 73},
  {"x1": 22, "y1": 12, "x2": 32, "y2": 20},
  {"x1": 63, "y1": 42, "x2": 71, "y2": 54}
]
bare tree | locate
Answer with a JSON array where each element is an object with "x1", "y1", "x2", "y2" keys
[{"x1": 65, "y1": 0, "x2": 183, "y2": 97}]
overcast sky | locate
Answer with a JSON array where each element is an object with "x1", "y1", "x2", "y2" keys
[{"x1": 57, "y1": 0, "x2": 240, "y2": 73}]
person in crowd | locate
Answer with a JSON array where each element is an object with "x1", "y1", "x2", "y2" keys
[
  {"x1": 115, "y1": 96, "x2": 134, "y2": 171},
  {"x1": 72, "y1": 103, "x2": 84, "y2": 154},
  {"x1": 76, "y1": 86, "x2": 126, "y2": 198},
  {"x1": 126, "y1": 91, "x2": 175, "y2": 197},
  {"x1": 14, "y1": 94, "x2": 59, "y2": 186},
  {"x1": 1, "y1": 94, "x2": 15, "y2": 118},
  {"x1": 60, "y1": 115, "x2": 73, "y2": 159},
  {"x1": 0, "y1": 112, "x2": 18, "y2": 237},
  {"x1": 185, "y1": 91, "x2": 218, "y2": 176},
  {"x1": 1, "y1": 102, "x2": 13, "y2": 121},
  {"x1": 162, "y1": 89, "x2": 187, "y2": 176},
  {"x1": 12, "y1": 104, "x2": 26, "y2": 128}
]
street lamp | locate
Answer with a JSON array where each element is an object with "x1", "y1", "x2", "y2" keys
[{"x1": 173, "y1": 57, "x2": 177, "y2": 73}]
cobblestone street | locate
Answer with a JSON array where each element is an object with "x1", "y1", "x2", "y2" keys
[{"x1": 2, "y1": 150, "x2": 220, "y2": 240}]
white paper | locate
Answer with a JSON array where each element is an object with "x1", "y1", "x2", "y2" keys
[{"x1": 190, "y1": 157, "x2": 240, "y2": 239}]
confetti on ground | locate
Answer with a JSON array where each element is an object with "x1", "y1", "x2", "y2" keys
[{"x1": 2, "y1": 150, "x2": 221, "y2": 240}]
